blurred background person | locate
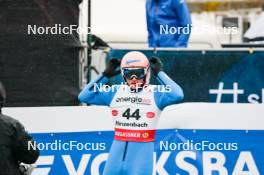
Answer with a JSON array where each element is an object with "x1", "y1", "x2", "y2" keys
[
  {"x1": 146, "y1": 0, "x2": 192, "y2": 48},
  {"x1": 0, "y1": 82, "x2": 39, "y2": 175}
]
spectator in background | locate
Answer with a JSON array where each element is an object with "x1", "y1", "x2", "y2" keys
[
  {"x1": 146, "y1": 0, "x2": 192, "y2": 48},
  {"x1": 0, "y1": 82, "x2": 39, "y2": 175}
]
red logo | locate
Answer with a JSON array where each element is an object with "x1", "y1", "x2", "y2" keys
[
  {"x1": 146, "y1": 112, "x2": 155, "y2": 118},
  {"x1": 112, "y1": 110, "x2": 118, "y2": 116},
  {"x1": 142, "y1": 132, "x2": 149, "y2": 138}
]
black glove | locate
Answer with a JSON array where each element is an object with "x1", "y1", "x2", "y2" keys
[
  {"x1": 150, "y1": 56, "x2": 163, "y2": 76},
  {"x1": 103, "y1": 58, "x2": 121, "y2": 78}
]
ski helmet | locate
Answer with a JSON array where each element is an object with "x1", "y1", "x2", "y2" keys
[{"x1": 120, "y1": 51, "x2": 151, "y2": 85}]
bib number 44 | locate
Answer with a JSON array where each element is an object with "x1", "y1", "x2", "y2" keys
[{"x1": 122, "y1": 108, "x2": 141, "y2": 120}]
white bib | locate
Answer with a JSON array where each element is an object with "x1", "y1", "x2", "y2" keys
[{"x1": 110, "y1": 85, "x2": 161, "y2": 142}]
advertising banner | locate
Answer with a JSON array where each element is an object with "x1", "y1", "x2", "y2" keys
[
  {"x1": 31, "y1": 129, "x2": 264, "y2": 175},
  {"x1": 3, "y1": 105, "x2": 264, "y2": 175}
]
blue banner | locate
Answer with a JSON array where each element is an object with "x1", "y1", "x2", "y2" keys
[
  {"x1": 31, "y1": 129, "x2": 264, "y2": 175},
  {"x1": 107, "y1": 49, "x2": 264, "y2": 104}
]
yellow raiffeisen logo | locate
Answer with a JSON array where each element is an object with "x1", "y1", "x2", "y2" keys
[{"x1": 142, "y1": 132, "x2": 149, "y2": 138}]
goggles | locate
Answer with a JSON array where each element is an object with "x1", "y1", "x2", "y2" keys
[{"x1": 122, "y1": 68, "x2": 147, "y2": 80}]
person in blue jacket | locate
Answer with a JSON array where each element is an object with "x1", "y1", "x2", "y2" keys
[
  {"x1": 146, "y1": 0, "x2": 192, "y2": 48},
  {"x1": 78, "y1": 51, "x2": 184, "y2": 175}
]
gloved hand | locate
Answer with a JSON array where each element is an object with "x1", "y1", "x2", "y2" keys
[
  {"x1": 150, "y1": 56, "x2": 163, "y2": 76},
  {"x1": 103, "y1": 58, "x2": 121, "y2": 78}
]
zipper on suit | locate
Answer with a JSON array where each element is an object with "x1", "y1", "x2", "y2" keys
[{"x1": 122, "y1": 141, "x2": 128, "y2": 161}]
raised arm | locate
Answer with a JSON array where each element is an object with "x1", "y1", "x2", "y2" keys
[
  {"x1": 78, "y1": 59, "x2": 120, "y2": 106},
  {"x1": 78, "y1": 75, "x2": 114, "y2": 106},
  {"x1": 155, "y1": 71, "x2": 184, "y2": 110},
  {"x1": 150, "y1": 57, "x2": 184, "y2": 110}
]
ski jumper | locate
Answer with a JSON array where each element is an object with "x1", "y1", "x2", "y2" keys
[{"x1": 78, "y1": 71, "x2": 184, "y2": 175}]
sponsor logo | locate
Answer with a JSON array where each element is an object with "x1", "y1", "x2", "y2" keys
[
  {"x1": 142, "y1": 132, "x2": 149, "y2": 138},
  {"x1": 30, "y1": 131, "x2": 262, "y2": 175},
  {"x1": 116, "y1": 97, "x2": 142, "y2": 103},
  {"x1": 115, "y1": 131, "x2": 141, "y2": 138},
  {"x1": 147, "y1": 112, "x2": 155, "y2": 118},
  {"x1": 115, "y1": 97, "x2": 151, "y2": 105},
  {"x1": 115, "y1": 121, "x2": 148, "y2": 127},
  {"x1": 111, "y1": 110, "x2": 118, "y2": 116},
  {"x1": 32, "y1": 151, "x2": 260, "y2": 175},
  {"x1": 125, "y1": 59, "x2": 141, "y2": 65},
  {"x1": 142, "y1": 98, "x2": 152, "y2": 104}
]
